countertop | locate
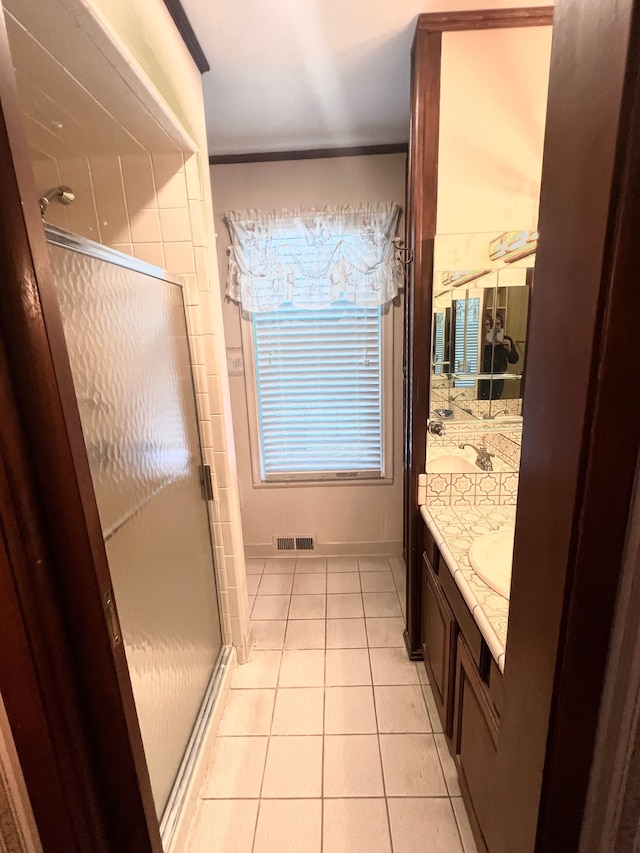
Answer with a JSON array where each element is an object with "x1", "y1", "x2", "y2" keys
[{"x1": 420, "y1": 503, "x2": 515, "y2": 672}]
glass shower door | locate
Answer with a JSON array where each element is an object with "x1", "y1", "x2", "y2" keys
[{"x1": 46, "y1": 228, "x2": 222, "y2": 818}]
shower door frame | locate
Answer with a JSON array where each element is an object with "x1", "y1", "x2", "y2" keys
[{"x1": 0, "y1": 7, "x2": 163, "y2": 851}]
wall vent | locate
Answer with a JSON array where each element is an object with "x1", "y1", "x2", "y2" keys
[{"x1": 274, "y1": 536, "x2": 316, "y2": 552}]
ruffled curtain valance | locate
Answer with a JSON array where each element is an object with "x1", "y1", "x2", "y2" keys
[{"x1": 224, "y1": 201, "x2": 403, "y2": 312}]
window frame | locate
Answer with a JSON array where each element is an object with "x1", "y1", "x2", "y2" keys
[{"x1": 240, "y1": 302, "x2": 394, "y2": 487}]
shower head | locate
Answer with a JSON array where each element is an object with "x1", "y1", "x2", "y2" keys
[{"x1": 39, "y1": 185, "x2": 75, "y2": 216}]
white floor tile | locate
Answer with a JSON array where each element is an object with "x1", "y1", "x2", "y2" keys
[
  {"x1": 193, "y1": 550, "x2": 468, "y2": 853},
  {"x1": 284, "y1": 619, "x2": 326, "y2": 650},
  {"x1": 326, "y1": 593, "x2": 364, "y2": 618},
  {"x1": 257, "y1": 573, "x2": 294, "y2": 595},
  {"x1": 365, "y1": 617, "x2": 406, "y2": 647},
  {"x1": 261, "y1": 736, "x2": 323, "y2": 797},
  {"x1": 422, "y1": 683, "x2": 444, "y2": 734},
  {"x1": 263, "y1": 557, "x2": 296, "y2": 574},
  {"x1": 323, "y1": 799, "x2": 392, "y2": 853},
  {"x1": 435, "y1": 733, "x2": 461, "y2": 796},
  {"x1": 358, "y1": 555, "x2": 391, "y2": 572},
  {"x1": 360, "y1": 571, "x2": 396, "y2": 593},
  {"x1": 379, "y1": 734, "x2": 447, "y2": 796},
  {"x1": 324, "y1": 734, "x2": 384, "y2": 797},
  {"x1": 326, "y1": 618, "x2": 367, "y2": 649},
  {"x1": 251, "y1": 620, "x2": 286, "y2": 650},
  {"x1": 246, "y1": 575, "x2": 260, "y2": 596},
  {"x1": 201, "y1": 736, "x2": 268, "y2": 798},
  {"x1": 217, "y1": 689, "x2": 275, "y2": 736},
  {"x1": 245, "y1": 558, "x2": 265, "y2": 575},
  {"x1": 279, "y1": 649, "x2": 325, "y2": 687},
  {"x1": 363, "y1": 592, "x2": 402, "y2": 618},
  {"x1": 369, "y1": 648, "x2": 420, "y2": 685},
  {"x1": 374, "y1": 686, "x2": 430, "y2": 733},
  {"x1": 231, "y1": 650, "x2": 281, "y2": 689},
  {"x1": 327, "y1": 555, "x2": 359, "y2": 572},
  {"x1": 288, "y1": 593, "x2": 326, "y2": 619},
  {"x1": 326, "y1": 648, "x2": 372, "y2": 686},
  {"x1": 271, "y1": 688, "x2": 324, "y2": 735},
  {"x1": 324, "y1": 686, "x2": 377, "y2": 734},
  {"x1": 253, "y1": 800, "x2": 321, "y2": 853},
  {"x1": 295, "y1": 556, "x2": 327, "y2": 573},
  {"x1": 327, "y1": 572, "x2": 361, "y2": 593},
  {"x1": 187, "y1": 800, "x2": 258, "y2": 853},
  {"x1": 387, "y1": 798, "x2": 464, "y2": 853},
  {"x1": 452, "y1": 797, "x2": 479, "y2": 853},
  {"x1": 251, "y1": 595, "x2": 290, "y2": 620},
  {"x1": 292, "y1": 573, "x2": 327, "y2": 594}
]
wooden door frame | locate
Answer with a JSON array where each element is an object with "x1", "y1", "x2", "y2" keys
[
  {"x1": 403, "y1": 7, "x2": 553, "y2": 659},
  {"x1": 496, "y1": 1, "x2": 640, "y2": 849},
  {"x1": 0, "y1": 5, "x2": 161, "y2": 851}
]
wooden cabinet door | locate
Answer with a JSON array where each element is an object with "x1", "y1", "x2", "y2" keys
[
  {"x1": 453, "y1": 634, "x2": 499, "y2": 853},
  {"x1": 421, "y1": 556, "x2": 457, "y2": 736}
]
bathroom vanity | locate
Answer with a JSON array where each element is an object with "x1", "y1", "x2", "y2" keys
[{"x1": 420, "y1": 507, "x2": 511, "y2": 851}]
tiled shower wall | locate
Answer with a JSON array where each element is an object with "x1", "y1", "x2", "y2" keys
[{"x1": 31, "y1": 150, "x2": 252, "y2": 662}]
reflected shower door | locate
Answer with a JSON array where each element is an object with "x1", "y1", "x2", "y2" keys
[{"x1": 46, "y1": 230, "x2": 222, "y2": 817}]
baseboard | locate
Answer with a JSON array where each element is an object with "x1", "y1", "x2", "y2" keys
[
  {"x1": 244, "y1": 540, "x2": 403, "y2": 558},
  {"x1": 163, "y1": 645, "x2": 236, "y2": 853}
]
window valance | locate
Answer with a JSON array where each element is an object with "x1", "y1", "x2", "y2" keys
[{"x1": 224, "y1": 202, "x2": 403, "y2": 312}]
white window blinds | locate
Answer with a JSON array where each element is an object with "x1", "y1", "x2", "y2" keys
[
  {"x1": 453, "y1": 296, "x2": 479, "y2": 388},
  {"x1": 252, "y1": 300, "x2": 383, "y2": 480}
]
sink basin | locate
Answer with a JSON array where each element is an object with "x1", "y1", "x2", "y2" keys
[
  {"x1": 468, "y1": 526, "x2": 515, "y2": 599},
  {"x1": 427, "y1": 455, "x2": 478, "y2": 474}
]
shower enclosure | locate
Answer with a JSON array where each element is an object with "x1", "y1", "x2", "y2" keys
[{"x1": 45, "y1": 226, "x2": 223, "y2": 823}]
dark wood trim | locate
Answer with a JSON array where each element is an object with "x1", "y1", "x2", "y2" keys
[
  {"x1": 417, "y1": 7, "x2": 553, "y2": 33},
  {"x1": 0, "y1": 4, "x2": 162, "y2": 850},
  {"x1": 209, "y1": 143, "x2": 408, "y2": 165},
  {"x1": 495, "y1": 0, "x2": 640, "y2": 850},
  {"x1": 403, "y1": 26, "x2": 441, "y2": 659},
  {"x1": 162, "y1": 0, "x2": 210, "y2": 73}
]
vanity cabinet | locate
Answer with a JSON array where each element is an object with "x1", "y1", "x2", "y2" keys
[
  {"x1": 421, "y1": 519, "x2": 502, "y2": 852},
  {"x1": 422, "y1": 556, "x2": 456, "y2": 736},
  {"x1": 453, "y1": 635, "x2": 499, "y2": 852}
]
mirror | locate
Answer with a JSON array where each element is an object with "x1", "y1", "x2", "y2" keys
[{"x1": 430, "y1": 233, "x2": 534, "y2": 422}]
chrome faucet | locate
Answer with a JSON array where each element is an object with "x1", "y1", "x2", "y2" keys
[{"x1": 459, "y1": 442, "x2": 494, "y2": 471}]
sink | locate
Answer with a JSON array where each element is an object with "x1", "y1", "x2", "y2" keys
[
  {"x1": 427, "y1": 455, "x2": 478, "y2": 474},
  {"x1": 468, "y1": 526, "x2": 515, "y2": 599}
]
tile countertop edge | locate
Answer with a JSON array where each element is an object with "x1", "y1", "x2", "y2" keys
[{"x1": 420, "y1": 505, "x2": 506, "y2": 673}]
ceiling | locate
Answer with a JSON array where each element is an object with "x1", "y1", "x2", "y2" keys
[{"x1": 180, "y1": 0, "x2": 553, "y2": 157}]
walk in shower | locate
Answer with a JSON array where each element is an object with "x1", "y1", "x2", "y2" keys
[{"x1": 45, "y1": 226, "x2": 223, "y2": 829}]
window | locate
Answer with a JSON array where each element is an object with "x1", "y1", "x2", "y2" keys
[
  {"x1": 452, "y1": 296, "x2": 480, "y2": 388},
  {"x1": 225, "y1": 202, "x2": 401, "y2": 484},
  {"x1": 249, "y1": 300, "x2": 388, "y2": 482}
]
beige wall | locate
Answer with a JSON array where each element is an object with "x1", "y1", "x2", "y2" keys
[
  {"x1": 437, "y1": 25, "x2": 553, "y2": 236},
  {"x1": 210, "y1": 154, "x2": 406, "y2": 553}
]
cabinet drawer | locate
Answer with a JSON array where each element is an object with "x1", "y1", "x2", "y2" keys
[{"x1": 439, "y1": 556, "x2": 483, "y2": 667}]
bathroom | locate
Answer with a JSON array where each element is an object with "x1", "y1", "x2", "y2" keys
[{"x1": 0, "y1": 0, "x2": 639, "y2": 852}]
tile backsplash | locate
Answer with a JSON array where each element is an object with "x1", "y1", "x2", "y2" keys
[{"x1": 424, "y1": 420, "x2": 521, "y2": 507}]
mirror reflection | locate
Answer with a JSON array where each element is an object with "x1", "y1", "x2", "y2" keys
[{"x1": 430, "y1": 235, "x2": 533, "y2": 421}]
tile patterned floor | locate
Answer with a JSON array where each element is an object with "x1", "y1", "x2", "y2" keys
[{"x1": 186, "y1": 555, "x2": 478, "y2": 853}]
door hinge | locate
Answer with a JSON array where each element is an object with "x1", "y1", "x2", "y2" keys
[
  {"x1": 200, "y1": 464, "x2": 214, "y2": 501},
  {"x1": 103, "y1": 589, "x2": 121, "y2": 648}
]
